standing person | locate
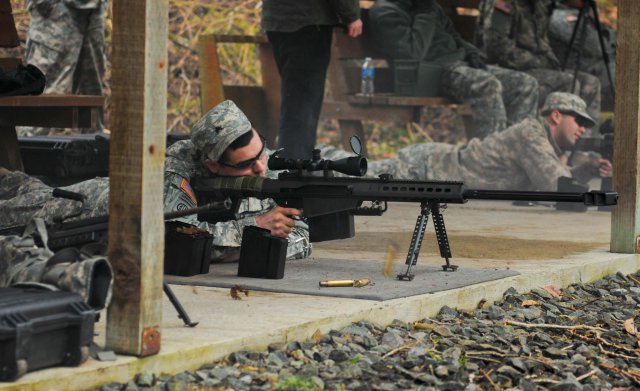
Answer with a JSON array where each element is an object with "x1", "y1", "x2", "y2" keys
[
  {"x1": 262, "y1": 0, "x2": 362, "y2": 159},
  {"x1": 21, "y1": 0, "x2": 108, "y2": 136},
  {"x1": 321, "y1": 92, "x2": 612, "y2": 192},
  {"x1": 476, "y1": 0, "x2": 601, "y2": 128},
  {"x1": 368, "y1": 0, "x2": 539, "y2": 139}
]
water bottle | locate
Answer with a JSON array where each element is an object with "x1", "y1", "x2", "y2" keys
[{"x1": 361, "y1": 57, "x2": 375, "y2": 96}]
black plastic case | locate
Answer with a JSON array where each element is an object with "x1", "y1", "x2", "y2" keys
[{"x1": 0, "y1": 286, "x2": 95, "y2": 381}]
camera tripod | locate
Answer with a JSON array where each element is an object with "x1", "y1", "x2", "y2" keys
[{"x1": 560, "y1": 0, "x2": 615, "y2": 104}]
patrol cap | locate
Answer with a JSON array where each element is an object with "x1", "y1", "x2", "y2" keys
[
  {"x1": 190, "y1": 100, "x2": 253, "y2": 161},
  {"x1": 541, "y1": 92, "x2": 596, "y2": 128}
]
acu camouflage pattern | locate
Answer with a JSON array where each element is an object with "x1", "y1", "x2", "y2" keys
[
  {"x1": 548, "y1": 6, "x2": 616, "y2": 92},
  {"x1": 190, "y1": 100, "x2": 253, "y2": 163},
  {"x1": 0, "y1": 171, "x2": 109, "y2": 229},
  {"x1": 0, "y1": 231, "x2": 113, "y2": 309},
  {"x1": 21, "y1": 0, "x2": 107, "y2": 136},
  {"x1": 541, "y1": 91, "x2": 596, "y2": 128},
  {"x1": 164, "y1": 140, "x2": 311, "y2": 262},
  {"x1": 476, "y1": 0, "x2": 601, "y2": 126},
  {"x1": 320, "y1": 115, "x2": 571, "y2": 191},
  {"x1": 369, "y1": 0, "x2": 538, "y2": 138},
  {"x1": 443, "y1": 62, "x2": 539, "y2": 138}
]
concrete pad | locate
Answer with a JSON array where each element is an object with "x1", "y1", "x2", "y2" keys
[{"x1": 2, "y1": 201, "x2": 637, "y2": 391}]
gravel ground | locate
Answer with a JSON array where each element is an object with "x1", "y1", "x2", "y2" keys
[{"x1": 97, "y1": 271, "x2": 640, "y2": 391}]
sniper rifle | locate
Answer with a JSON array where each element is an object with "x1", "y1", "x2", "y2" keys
[{"x1": 194, "y1": 139, "x2": 618, "y2": 281}]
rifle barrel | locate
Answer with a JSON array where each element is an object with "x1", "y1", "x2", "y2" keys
[{"x1": 463, "y1": 189, "x2": 618, "y2": 206}]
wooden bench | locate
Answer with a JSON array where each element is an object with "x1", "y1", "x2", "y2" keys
[
  {"x1": 320, "y1": 0, "x2": 479, "y2": 155},
  {"x1": 197, "y1": 34, "x2": 281, "y2": 147},
  {"x1": 0, "y1": 0, "x2": 104, "y2": 171}
]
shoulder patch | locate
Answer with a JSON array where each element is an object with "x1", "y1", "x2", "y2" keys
[
  {"x1": 180, "y1": 178, "x2": 198, "y2": 205},
  {"x1": 495, "y1": 0, "x2": 512, "y2": 14}
]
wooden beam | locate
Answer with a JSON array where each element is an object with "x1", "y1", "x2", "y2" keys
[
  {"x1": 198, "y1": 34, "x2": 225, "y2": 114},
  {"x1": 258, "y1": 41, "x2": 281, "y2": 147},
  {"x1": 611, "y1": 0, "x2": 640, "y2": 253},
  {"x1": 106, "y1": 0, "x2": 168, "y2": 356}
]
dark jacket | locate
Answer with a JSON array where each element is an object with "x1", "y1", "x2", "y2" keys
[
  {"x1": 368, "y1": 0, "x2": 480, "y2": 65},
  {"x1": 262, "y1": 0, "x2": 360, "y2": 33}
]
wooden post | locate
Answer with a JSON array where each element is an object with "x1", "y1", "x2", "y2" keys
[
  {"x1": 611, "y1": 0, "x2": 640, "y2": 253},
  {"x1": 198, "y1": 34, "x2": 225, "y2": 114},
  {"x1": 258, "y1": 41, "x2": 281, "y2": 147},
  {"x1": 106, "y1": 0, "x2": 168, "y2": 356}
]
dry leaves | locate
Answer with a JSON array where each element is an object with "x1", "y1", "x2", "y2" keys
[
  {"x1": 623, "y1": 318, "x2": 637, "y2": 336},
  {"x1": 230, "y1": 285, "x2": 249, "y2": 300},
  {"x1": 543, "y1": 285, "x2": 563, "y2": 299},
  {"x1": 522, "y1": 299, "x2": 540, "y2": 307},
  {"x1": 311, "y1": 329, "x2": 322, "y2": 344}
]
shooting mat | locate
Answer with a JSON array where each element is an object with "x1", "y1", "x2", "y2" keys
[{"x1": 165, "y1": 257, "x2": 519, "y2": 301}]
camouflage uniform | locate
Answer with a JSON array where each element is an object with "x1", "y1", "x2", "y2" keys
[
  {"x1": 20, "y1": 0, "x2": 107, "y2": 136},
  {"x1": 164, "y1": 100, "x2": 311, "y2": 262},
  {"x1": 548, "y1": 5, "x2": 616, "y2": 95},
  {"x1": 476, "y1": 0, "x2": 601, "y2": 129},
  {"x1": 0, "y1": 171, "x2": 112, "y2": 309},
  {"x1": 0, "y1": 170, "x2": 109, "y2": 229},
  {"x1": 369, "y1": 0, "x2": 539, "y2": 138},
  {"x1": 322, "y1": 93, "x2": 597, "y2": 191}
]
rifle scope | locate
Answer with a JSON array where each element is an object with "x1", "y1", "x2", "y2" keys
[{"x1": 268, "y1": 148, "x2": 367, "y2": 177}]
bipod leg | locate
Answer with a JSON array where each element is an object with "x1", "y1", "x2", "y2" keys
[
  {"x1": 163, "y1": 281, "x2": 198, "y2": 327},
  {"x1": 562, "y1": 5, "x2": 587, "y2": 71},
  {"x1": 397, "y1": 201, "x2": 431, "y2": 281},
  {"x1": 431, "y1": 203, "x2": 457, "y2": 272},
  {"x1": 588, "y1": 0, "x2": 615, "y2": 100}
]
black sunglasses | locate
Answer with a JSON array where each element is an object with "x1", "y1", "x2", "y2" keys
[
  {"x1": 561, "y1": 111, "x2": 591, "y2": 128},
  {"x1": 217, "y1": 135, "x2": 266, "y2": 169}
]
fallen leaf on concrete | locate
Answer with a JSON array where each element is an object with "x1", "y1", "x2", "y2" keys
[
  {"x1": 230, "y1": 285, "x2": 249, "y2": 300},
  {"x1": 543, "y1": 285, "x2": 562, "y2": 298}
]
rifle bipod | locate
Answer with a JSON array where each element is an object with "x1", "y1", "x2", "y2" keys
[
  {"x1": 163, "y1": 281, "x2": 198, "y2": 327},
  {"x1": 397, "y1": 201, "x2": 458, "y2": 281}
]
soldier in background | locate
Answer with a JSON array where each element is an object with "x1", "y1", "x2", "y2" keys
[
  {"x1": 19, "y1": 0, "x2": 108, "y2": 136},
  {"x1": 369, "y1": 0, "x2": 539, "y2": 139},
  {"x1": 0, "y1": 100, "x2": 311, "y2": 263},
  {"x1": 321, "y1": 92, "x2": 612, "y2": 192},
  {"x1": 547, "y1": 2, "x2": 616, "y2": 100},
  {"x1": 476, "y1": 0, "x2": 601, "y2": 129},
  {"x1": 262, "y1": 0, "x2": 362, "y2": 160}
]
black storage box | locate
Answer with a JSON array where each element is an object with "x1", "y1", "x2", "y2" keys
[
  {"x1": 164, "y1": 222, "x2": 212, "y2": 277},
  {"x1": 237, "y1": 226, "x2": 287, "y2": 279},
  {"x1": 18, "y1": 134, "x2": 110, "y2": 180},
  {"x1": 0, "y1": 286, "x2": 95, "y2": 381}
]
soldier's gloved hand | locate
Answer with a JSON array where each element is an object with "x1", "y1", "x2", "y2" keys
[{"x1": 466, "y1": 53, "x2": 487, "y2": 70}]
